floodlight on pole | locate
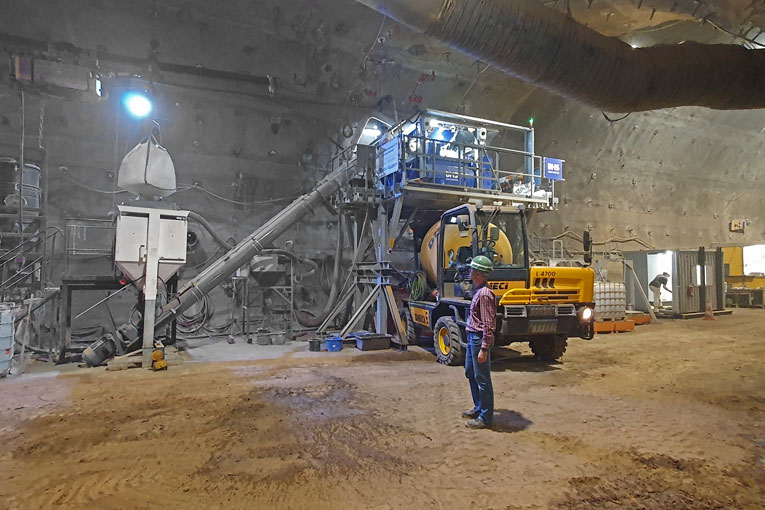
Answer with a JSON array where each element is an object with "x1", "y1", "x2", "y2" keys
[{"x1": 123, "y1": 92, "x2": 153, "y2": 118}]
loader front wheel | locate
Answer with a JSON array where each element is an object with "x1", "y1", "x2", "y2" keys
[
  {"x1": 529, "y1": 334, "x2": 568, "y2": 362},
  {"x1": 434, "y1": 316, "x2": 464, "y2": 366}
]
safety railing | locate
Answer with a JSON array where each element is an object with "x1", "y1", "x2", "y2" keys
[
  {"x1": 63, "y1": 218, "x2": 118, "y2": 277},
  {"x1": 528, "y1": 231, "x2": 577, "y2": 263},
  {"x1": 376, "y1": 134, "x2": 557, "y2": 207},
  {"x1": 0, "y1": 231, "x2": 55, "y2": 300}
]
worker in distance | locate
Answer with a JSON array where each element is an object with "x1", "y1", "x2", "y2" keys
[{"x1": 648, "y1": 271, "x2": 672, "y2": 312}]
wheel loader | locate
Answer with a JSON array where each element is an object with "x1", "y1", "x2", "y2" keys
[{"x1": 403, "y1": 202, "x2": 595, "y2": 364}]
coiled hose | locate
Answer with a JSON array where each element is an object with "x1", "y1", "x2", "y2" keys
[
  {"x1": 294, "y1": 215, "x2": 345, "y2": 327},
  {"x1": 409, "y1": 271, "x2": 428, "y2": 301}
]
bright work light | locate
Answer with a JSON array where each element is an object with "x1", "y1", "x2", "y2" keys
[{"x1": 123, "y1": 92, "x2": 153, "y2": 118}]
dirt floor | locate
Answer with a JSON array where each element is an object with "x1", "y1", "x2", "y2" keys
[{"x1": 1, "y1": 310, "x2": 763, "y2": 509}]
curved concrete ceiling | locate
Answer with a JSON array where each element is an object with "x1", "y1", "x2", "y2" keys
[
  {"x1": 553, "y1": 0, "x2": 764, "y2": 41},
  {"x1": 356, "y1": 0, "x2": 765, "y2": 111}
]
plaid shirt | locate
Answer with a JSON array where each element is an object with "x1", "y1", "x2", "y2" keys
[{"x1": 466, "y1": 284, "x2": 496, "y2": 349}]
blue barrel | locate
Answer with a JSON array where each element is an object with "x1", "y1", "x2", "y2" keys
[{"x1": 325, "y1": 336, "x2": 343, "y2": 352}]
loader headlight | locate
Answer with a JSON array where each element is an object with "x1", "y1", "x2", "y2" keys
[{"x1": 581, "y1": 307, "x2": 593, "y2": 321}]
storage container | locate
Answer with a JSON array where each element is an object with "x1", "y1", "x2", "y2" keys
[
  {"x1": 594, "y1": 281, "x2": 627, "y2": 320},
  {"x1": 350, "y1": 332, "x2": 391, "y2": 351},
  {"x1": 0, "y1": 304, "x2": 15, "y2": 377}
]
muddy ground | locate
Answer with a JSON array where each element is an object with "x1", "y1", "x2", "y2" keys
[{"x1": 1, "y1": 310, "x2": 763, "y2": 509}]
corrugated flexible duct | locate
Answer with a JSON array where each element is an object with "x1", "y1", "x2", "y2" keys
[{"x1": 357, "y1": 0, "x2": 765, "y2": 112}]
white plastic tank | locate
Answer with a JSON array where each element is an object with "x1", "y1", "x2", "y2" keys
[
  {"x1": 0, "y1": 304, "x2": 15, "y2": 377},
  {"x1": 594, "y1": 281, "x2": 627, "y2": 320}
]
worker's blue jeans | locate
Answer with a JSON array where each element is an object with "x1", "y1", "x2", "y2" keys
[{"x1": 465, "y1": 331, "x2": 493, "y2": 425}]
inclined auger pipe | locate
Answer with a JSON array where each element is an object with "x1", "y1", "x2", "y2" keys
[
  {"x1": 357, "y1": 0, "x2": 765, "y2": 112},
  {"x1": 152, "y1": 163, "x2": 356, "y2": 332}
]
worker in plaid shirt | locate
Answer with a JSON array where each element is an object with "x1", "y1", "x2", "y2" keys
[{"x1": 462, "y1": 255, "x2": 495, "y2": 429}]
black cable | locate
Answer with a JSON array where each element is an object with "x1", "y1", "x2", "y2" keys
[
  {"x1": 602, "y1": 111, "x2": 632, "y2": 123},
  {"x1": 187, "y1": 211, "x2": 235, "y2": 249}
]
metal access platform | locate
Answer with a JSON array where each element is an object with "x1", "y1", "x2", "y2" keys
[
  {"x1": 334, "y1": 109, "x2": 562, "y2": 214},
  {"x1": 321, "y1": 110, "x2": 566, "y2": 347}
]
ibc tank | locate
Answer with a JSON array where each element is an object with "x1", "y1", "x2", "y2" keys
[{"x1": 594, "y1": 282, "x2": 627, "y2": 320}]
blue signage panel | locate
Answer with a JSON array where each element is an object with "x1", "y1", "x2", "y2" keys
[
  {"x1": 380, "y1": 136, "x2": 400, "y2": 177},
  {"x1": 543, "y1": 157, "x2": 564, "y2": 181}
]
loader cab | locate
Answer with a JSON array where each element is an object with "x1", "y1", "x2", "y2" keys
[{"x1": 436, "y1": 204, "x2": 529, "y2": 299}]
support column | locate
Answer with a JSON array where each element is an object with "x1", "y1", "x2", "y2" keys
[
  {"x1": 525, "y1": 128, "x2": 536, "y2": 188},
  {"x1": 142, "y1": 211, "x2": 161, "y2": 369},
  {"x1": 698, "y1": 247, "x2": 707, "y2": 314},
  {"x1": 375, "y1": 204, "x2": 388, "y2": 335}
]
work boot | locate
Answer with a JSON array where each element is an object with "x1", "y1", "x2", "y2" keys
[
  {"x1": 465, "y1": 418, "x2": 490, "y2": 429},
  {"x1": 461, "y1": 409, "x2": 479, "y2": 419}
]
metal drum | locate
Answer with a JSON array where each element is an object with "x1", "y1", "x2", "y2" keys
[
  {"x1": 0, "y1": 157, "x2": 41, "y2": 212},
  {"x1": 21, "y1": 163, "x2": 41, "y2": 211}
]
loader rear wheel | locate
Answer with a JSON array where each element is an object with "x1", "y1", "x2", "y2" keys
[
  {"x1": 433, "y1": 316, "x2": 464, "y2": 366},
  {"x1": 529, "y1": 334, "x2": 567, "y2": 361},
  {"x1": 404, "y1": 309, "x2": 421, "y2": 344}
]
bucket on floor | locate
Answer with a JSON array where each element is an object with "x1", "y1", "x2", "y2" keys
[
  {"x1": 325, "y1": 336, "x2": 343, "y2": 352},
  {"x1": 255, "y1": 328, "x2": 271, "y2": 345},
  {"x1": 308, "y1": 338, "x2": 321, "y2": 352}
]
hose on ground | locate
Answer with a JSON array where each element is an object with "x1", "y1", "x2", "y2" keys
[{"x1": 294, "y1": 214, "x2": 345, "y2": 327}]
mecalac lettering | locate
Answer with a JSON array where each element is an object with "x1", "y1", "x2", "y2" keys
[
  {"x1": 488, "y1": 281, "x2": 510, "y2": 290},
  {"x1": 412, "y1": 308, "x2": 430, "y2": 326}
]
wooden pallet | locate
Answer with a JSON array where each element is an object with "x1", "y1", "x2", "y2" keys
[
  {"x1": 105, "y1": 347, "x2": 184, "y2": 370},
  {"x1": 595, "y1": 319, "x2": 635, "y2": 334},
  {"x1": 625, "y1": 312, "x2": 652, "y2": 325},
  {"x1": 594, "y1": 321, "x2": 615, "y2": 333},
  {"x1": 655, "y1": 309, "x2": 734, "y2": 320}
]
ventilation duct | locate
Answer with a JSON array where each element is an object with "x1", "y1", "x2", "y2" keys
[{"x1": 357, "y1": 0, "x2": 765, "y2": 112}]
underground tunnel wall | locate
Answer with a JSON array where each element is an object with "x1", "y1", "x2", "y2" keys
[{"x1": 0, "y1": 0, "x2": 762, "y2": 292}]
